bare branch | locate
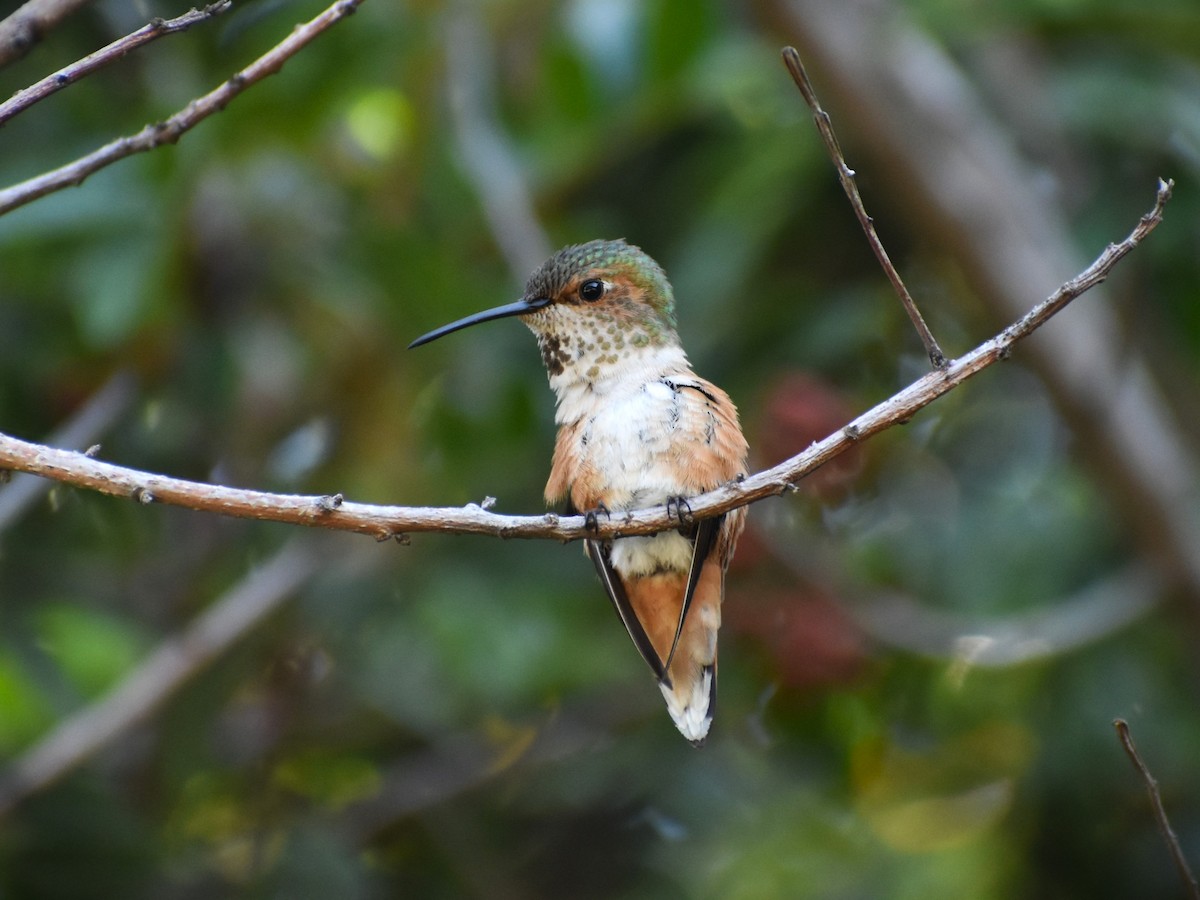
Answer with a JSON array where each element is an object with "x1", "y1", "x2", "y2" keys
[
  {"x1": 0, "y1": 2, "x2": 232, "y2": 128},
  {"x1": 0, "y1": 0, "x2": 93, "y2": 70},
  {"x1": 782, "y1": 46, "x2": 946, "y2": 369},
  {"x1": 0, "y1": 0, "x2": 365, "y2": 218},
  {"x1": 0, "y1": 179, "x2": 1171, "y2": 541},
  {"x1": 1114, "y1": 719, "x2": 1200, "y2": 900}
]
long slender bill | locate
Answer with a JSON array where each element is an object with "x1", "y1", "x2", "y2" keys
[{"x1": 408, "y1": 296, "x2": 551, "y2": 348}]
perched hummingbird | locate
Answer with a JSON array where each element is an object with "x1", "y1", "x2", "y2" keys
[{"x1": 410, "y1": 239, "x2": 748, "y2": 744}]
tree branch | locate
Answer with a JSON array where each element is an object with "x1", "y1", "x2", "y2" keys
[
  {"x1": 0, "y1": 0, "x2": 364, "y2": 218},
  {"x1": 0, "y1": 0, "x2": 93, "y2": 70},
  {"x1": 782, "y1": 47, "x2": 946, "y2": 369},
  {"x1": 760, "y1": 0, "x2": 1200, "y2": 604},
  {"x1": 0, "y1": 2, "x2": 232, "y2": 128},
  {"x1": 1114, "y1": 719, "x2": 1200, "y2": 900},
  {"x1": 0, "y1": 537, "x2": 331, "y2": 818},
  {"x1": 0, "y1": 179, "x2": 1171, "y2": 541}
]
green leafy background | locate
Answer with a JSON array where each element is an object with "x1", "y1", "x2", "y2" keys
[{"x1": 0, "y1": 0, "x2": 1198, "y2": 896}]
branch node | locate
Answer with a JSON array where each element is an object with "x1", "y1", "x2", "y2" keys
[
  {"x1": 315, "y1": 493, "x2": 343, "y2": 513},
  {"x1": 843, "y1": 424, "x2": 861, "y2": 441},
  {"x1": 480, "y1": 495, "x2": 497, "y2": 510},
  {"x1": 132, "y1": 486, "x2": 154, "y2": 504},
  {"x1": 393, "y1": 533, "x2": 411, "y2": 546},
  {"x1": 84, "y1": 444, "x2": 101, "y2": 457}
]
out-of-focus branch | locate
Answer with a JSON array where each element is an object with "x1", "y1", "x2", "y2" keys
[
  {"x1": 0, "y1": 0, "x2": 93, "y2": 69},
  {"x1": 851, "y1": 563, "x2": 1162, "y2": 668},
  {"x1": 0, "y1": 0, "x2": 365, "y2": 218},
  {"x1": 0, "y1": 370, "x2": 136, "y2": 532},
  {"x1": 0, "y1": 2, "x2": 232, "y2": 128},
  {"x1": 445, "y1": 6, "x2": 553, "y2": 277},
  {"x1": 0, "y1": 179, "x2": 1172, "y2": 541},
  {"x1": 757, "y1": 0, "x2": 1200, "y2": 603},
  {"x1": 0, "y1": 537, "x2": 332, "y2": 818}
]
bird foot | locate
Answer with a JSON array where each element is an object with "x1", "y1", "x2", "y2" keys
[
  {"x1": 666, "y1": 496, "x2": 694, "y2": 527},
  {"x1": 584, "y1": 503, "x2": 611, "y2": 534}
]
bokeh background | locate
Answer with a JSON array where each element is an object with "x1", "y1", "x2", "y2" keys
[{"x1": 1, "y1": 0, "x2": 1198, "y2": 896}]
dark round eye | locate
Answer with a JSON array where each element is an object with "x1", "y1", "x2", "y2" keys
[{"x1": 579, "y1": 279, "x2": 605, "y2": 302}]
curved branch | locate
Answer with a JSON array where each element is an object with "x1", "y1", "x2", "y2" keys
[
  {"x1": 0, "y1": 0, "x2": 364, "y2": 218},
  {"x1": 0, "y1": 179, "x2": 1171, "y2": 541}
]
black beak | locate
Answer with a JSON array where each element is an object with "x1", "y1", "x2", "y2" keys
[{"x1": 408, "y1": 296, "x2": 551, "y2": 349}]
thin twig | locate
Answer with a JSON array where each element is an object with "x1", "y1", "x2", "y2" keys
[
  {"x1": 0, "y1": 180, "x2": 1171, "y2": 541},
  {"x1": 0, "y1": 0, "x2": 365, "y2": 218},
  {"x1": 0, "y1": 0, "x2": 93, "y2": 70},
  {"x1": 1114, "y1": 719, "x2": 1200, "y2": 900},
  {"x1": 782, "y1": 46, "x2": 947, "y2": 369},
  {"x1": 0, "y1": 2, "x2": 232, "y2": 128},
  {"x1": 0, "y1": 537, "x2": 331, "y2": 818}
]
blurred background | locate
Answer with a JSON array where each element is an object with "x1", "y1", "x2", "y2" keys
[{"x1": 0, "y1": 0, "x2": 1198, "y2": 896}]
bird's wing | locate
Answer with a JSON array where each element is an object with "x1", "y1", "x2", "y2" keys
[{"x1": 586, "y1": 539, "x2": 669, "y2": 685}]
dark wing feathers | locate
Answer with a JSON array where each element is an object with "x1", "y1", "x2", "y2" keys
[{"x1": 586, "y1": 539, "x2": 669, "y2": 685}]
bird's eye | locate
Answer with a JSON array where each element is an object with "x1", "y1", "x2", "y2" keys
[{"x1": 579, "y1": 279, "x2": 605, "y2": 302}]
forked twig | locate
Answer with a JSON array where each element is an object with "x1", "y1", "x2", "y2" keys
[
  {"x1": 1114, "y1": 719, "x2": 1200, "y2": 900},
  {"x1": 0, "y1": 180, "x2": 1172, "y2": 541},
  {"x1": 0, "y1": 3, "x2": 232, "y2": 128},
  {"x1": 782, "y1": 46, "x2": 947, "y2": 369}
]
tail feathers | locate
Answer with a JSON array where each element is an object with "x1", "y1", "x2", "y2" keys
[{"x1": 660, "y1": 661, "x2": 717, "y2": 745}]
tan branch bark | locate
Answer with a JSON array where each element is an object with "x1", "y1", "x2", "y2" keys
[
  {"x1": 0, "y1": 2, "x2": 232, "y2": 128},
  {"x1": 0, "y1": 0, "x2": 364, "y2": 218},
  {"x1": 0, "y1": 180, "x2": 1171, "y2": 541}
]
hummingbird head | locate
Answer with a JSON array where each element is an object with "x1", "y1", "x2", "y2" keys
[{"x1": 409, "y1": 239, "x2": 682, "y2": 381}]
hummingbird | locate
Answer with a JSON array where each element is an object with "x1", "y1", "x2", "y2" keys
[{"x1": 410, "y1": 239, "x2": 748, "y2": 744}]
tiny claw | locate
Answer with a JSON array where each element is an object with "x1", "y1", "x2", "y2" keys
[
  {"x1": 584, "y1": 503, "x2": 610, "y2": 533},
  {"x1": 666, "y1": 496, "x2": 694, "y2": 526}
]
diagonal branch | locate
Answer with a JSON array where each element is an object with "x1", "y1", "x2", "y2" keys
[
  {"x1": 0, "y1": 0, "x2": 365, "y2": 218},
  {"x1": 0, "y1": 179, "x2": 1171, "y2": 542},
  {"x1": 0, "y1": 2, "x2": 232, "y2": 128},
  {"x1": 0, "y1": 537, "x2": 332, "y2": 818}
]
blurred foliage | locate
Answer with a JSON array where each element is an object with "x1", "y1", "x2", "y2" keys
[{"x1": 0, "y1": 0, "x2": 1198, "y2": 896}]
